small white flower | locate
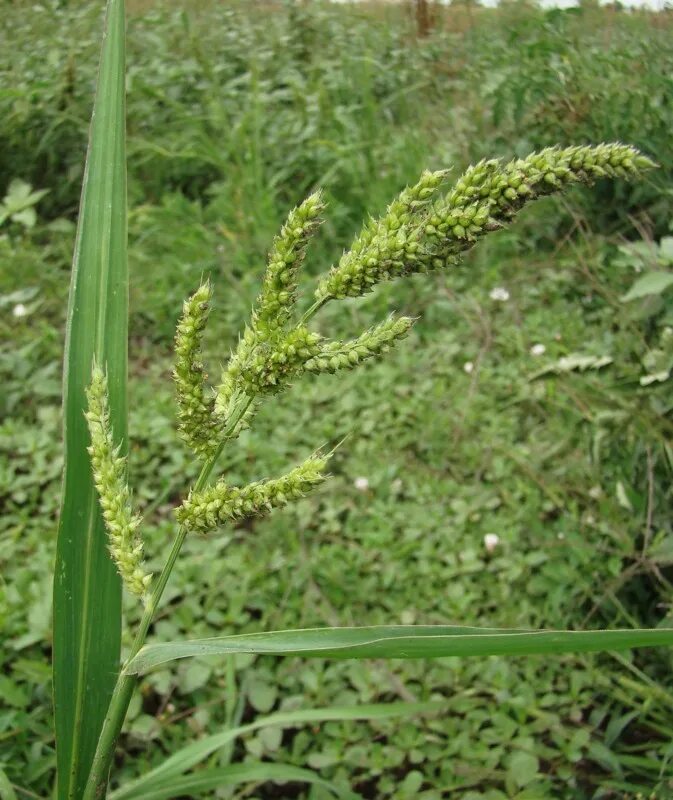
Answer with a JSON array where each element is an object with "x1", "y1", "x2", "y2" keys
[
  {"x1": 489, "y1": 287, "x2": 510, "y2": 302},
  {"x1": 557, "y1": 532, "x2": 565, "y2": 540},
  {"x1": 354, "y1": 476, "x2": 369, "y2": 492},
  {"x1": 484, "y1": 533, "x2": 500, "y2": 553},
  {"x1": 530, "y1": 343, "x2": 546, "y2": 357},
  {"x1": 463, "y1": 361, "x2": 474, "y2": 374},
  {"x1": 12, "y1": 303, "x2": 28, "y2": 318}
]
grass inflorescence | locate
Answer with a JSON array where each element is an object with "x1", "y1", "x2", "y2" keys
[{"x1": 4, "y1": 2, "x2": 673, "y2": 798}]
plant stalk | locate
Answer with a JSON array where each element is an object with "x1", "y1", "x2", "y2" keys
[
  {"x1": 300, "y1": 295, "x2": 329, "y2": 324},
  {"x1": 82, "y1": 403, "x2": 248, "y2": 799},
  {"x1": 84, "y1": 297, "x2": 327, "y2": 798}
]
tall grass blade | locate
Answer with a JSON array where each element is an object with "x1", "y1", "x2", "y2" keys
[
  {"x1": 110, "y1": 702, "x2": 435, "y2": 800},
  {"x1": 52, "y1": 0, "x2": 127, "y2": 796},
  {"x1": 126, "y1": 625, "x2": 673, "y2": 673},
  {"x1": 112, "y1": 764, "x2": 362, "y2": 800}
]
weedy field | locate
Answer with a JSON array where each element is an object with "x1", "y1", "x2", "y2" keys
[{"x1": 2, "y1": 1, "x2": 673, "y2": 797}]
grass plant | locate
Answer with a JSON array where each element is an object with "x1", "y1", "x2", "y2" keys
[
  {"x1": 3, "y1": 1, "x2": 673, "y2": 798},
  {"x1": 44, "y1": 1, "x2": 673, "y2": 797}
]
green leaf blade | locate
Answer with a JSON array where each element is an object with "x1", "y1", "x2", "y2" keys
[
  {"x1": 621, "y1": 271, "x2": 673, "y2": 301},
  {"x1": 110, "y1": 702, "x2": 435, "y2": 800},
  {"x1": 116, "y1": 764, "x2": 361, "y2": 800},
  {"x1": 52, "y1": 0, "x2": 128, "y2": 797},
  {"x1": 125, "y1": 625, "x2": 673, "y2": 674},
  {"x1": 0, "y1": 768, "x2": 18, "y2": 800}
]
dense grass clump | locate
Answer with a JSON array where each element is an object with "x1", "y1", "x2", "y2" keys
[{"x1": 2, "y1": 1, "x2": 673, "y2": 798}]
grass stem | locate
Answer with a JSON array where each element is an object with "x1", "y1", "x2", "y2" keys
[{"x1": 82, "y1": 400, "x2": 251, "y2": 799}]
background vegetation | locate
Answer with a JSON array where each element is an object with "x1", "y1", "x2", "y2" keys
[{"x1": 2, "y1": 0, "x2": 673, "y2": 797}]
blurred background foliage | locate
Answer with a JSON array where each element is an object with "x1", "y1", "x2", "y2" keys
[{"x1": 2, "y1": 0, "x2": 673, "y2": 797}]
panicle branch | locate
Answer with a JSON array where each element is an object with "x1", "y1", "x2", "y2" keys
[
  {"x1": 424, "y1": 143, "x2": 656, "y2": 269},
  {"x1": 254, "y1": 190, "x2": 325, "y2": 338},
  {"x1": 212, "y1": 193, "x2": 326, "y2": 437},
  {"x1": 174, "y1": 281, "x2": 222, "y2": 458},
  {"x1": 316, "y1": 143, "x2": 655, "y2": 301},
  {"x1": 213, "y1": 325, "x2": 259, "y2": 435},
  {"x1": 305, "y1": 316, "x2": 415, "y2": 374},
  {"x1": 315, "y1": 169, "x2": 449, "y2": 301},
  {"x1": 176, "y1": 453, "x2": 330, "y2": 533}
]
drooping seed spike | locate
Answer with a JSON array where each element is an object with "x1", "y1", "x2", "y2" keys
[
  {"x1": 304, "y1": 316, "x2": 415, "y2": 375},
  {"x1": 85, "y1": 365, "x2": 151, "y2": 599},
  {"x1": 174, "y1": 281, "x2": 221, "y2": 458},
  {"x1": 315, "y1": 144, "x2": 655, "y2": 301},
  {"x1": 176, "y1": 452, "x2": 330, "y2": 534},
  {"x1": 254, "y1": 190, "x2": 326, "y2": 338},
  {"x1": 426, "y1": 143, "x2": 656, "y2": 267},
  {"x1": 316, "y1": 170, "x2": 449, "y2": 302}
]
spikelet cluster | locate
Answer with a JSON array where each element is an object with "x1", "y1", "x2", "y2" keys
[
  {"x1": 316, "y1": 144, "x2": 655, "y2": 300},
  {"x1": 238, "y1": 325, "x2": 324, "y2": 395},
  {"x1": 315, "y1": 170, "x2": 448, "y2": 301},
  {"x1": 168, "y1": 142, "x2": 652, "y2": 544},
  {"x1": 304, "y1": 316, "x2": 414, "y2": 374},
  {"x1": 86, "y1": 366, "x2": 151, "y2": 598},
  {"x1": 174, "y1": 281, "x2": 221, "y2": 458},
  {"x1": 213, "y1": 195, "x2": 326, "y2": 433},
  {"x1": 254, "y1": 191, "x2": 325, "y2": 338},
  {"x1": 425, "y1": 143, "x2": 655, "y2": 268},
  {"x1": 176, "y1": 454, "x2": 329, "y2": 533}
]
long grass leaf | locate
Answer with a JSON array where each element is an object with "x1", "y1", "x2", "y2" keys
[
  {"x1": 113, "y1": 764, "x2": 362, "y2": 800},
  {"x1": 125, "y1": 625, "x2": 673, "y2": 674},
  {"x1": 52, "y1": 0, "x2": 127, "y2": 796},
  {"x1": 109, "y1": 702, "x2": 435, "y2": 800}
]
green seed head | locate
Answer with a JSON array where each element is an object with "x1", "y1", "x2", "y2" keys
[
  {"x1": 86, "y1": 365, "x2": 151, "y2": 599},
  {"x1": 176, "y1": 453, "x2": 331, "y2": 534},
  {"x1": 254, "y1": 190, "x2": 325, "y2": 338},
  {"x1": 174, "y1": 281, "x2": 223, "y2": 459},
  {"x1": 305, "y1": 316, "x2": 415, "y2": 375}
]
